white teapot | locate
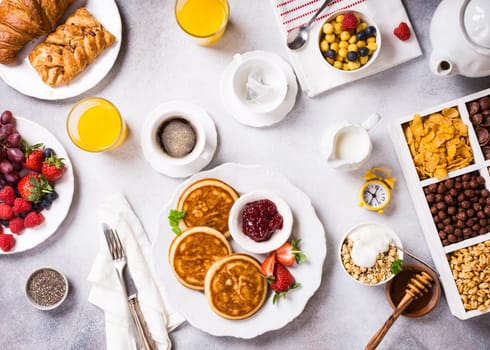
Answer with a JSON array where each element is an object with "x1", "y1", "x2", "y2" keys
[{"x1": 429, "y1": 0, "x2": 490, "y2": 77}]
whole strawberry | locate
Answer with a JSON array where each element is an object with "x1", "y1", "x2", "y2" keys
[
  {"x1": 41, "y1": 154, "x2": 66, "y2": 182},
  {"x1": 17, "y1": 173, "x2": 52, "y2": 203},
  {"x1": 0, "y1": 233, "x2": 15, "y2": 251},
  {"x1": 269, "y1": 262, "x2": 300, "y2": 304},
  {"x1": 22, "y1": 142, "x2": 45, "y2": 172}
]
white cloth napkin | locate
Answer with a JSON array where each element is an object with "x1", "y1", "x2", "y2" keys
[
  {"x1": 87, "y1": 193, "x2": 185, "y2": 350},
  {"x1": 271, "y1": 0, "x2": 422, "y2": 97}
]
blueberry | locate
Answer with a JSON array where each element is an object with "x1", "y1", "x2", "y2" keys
[
  {"x1": 44, "y1": 147, "x2": 55, "y2": 158},
  {"x1": 19, "y1": 212, "x2": 28, "y2": 219},
  {"x1": 358, "y1": 47, "x2": 369, "y2": 57},
  {"x1": 32, "y1": 202, "x2": 43, "y2": 212},
  {"x1": 347, "y1": 51, "x2": 358, "y2": 61},
  {"x1": 45, "y1": 190, "x2": 59, "y2": 202},
  {"x1": 40, "y1": 199, "x2": 52, "y2": 210},
  {"x1": 356, "y1": 31, "x2": 367, "y2": 41},
  {"x1": 326, "y1": 49, "x2": 337, "y2": 59},
  {"x1": 365, "y1": 26, "x2": 376, "y2": 37},
  {"x1": 0, "y1": 219, "x2": 9, "y2": 227}
]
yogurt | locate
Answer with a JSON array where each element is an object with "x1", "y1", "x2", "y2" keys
[{"x1": 348, "y1": 224, "x2": 393, "y2": 268}]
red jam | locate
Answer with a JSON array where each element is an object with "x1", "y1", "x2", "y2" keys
[{"x1": 241, "y1": 199, "x2": 283, "y2": 242}]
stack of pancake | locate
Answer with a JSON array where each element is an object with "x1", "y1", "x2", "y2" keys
[{"x1": 168, "y1": 178, "x2": 268, "y2": 320}]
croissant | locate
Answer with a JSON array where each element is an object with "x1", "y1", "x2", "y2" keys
[
  {"x1": 29, "y1": 7, "x2": 116, "y2": 87},
  {"x1": 0, "y1": 0, "x2": 74, "y2": 64}
]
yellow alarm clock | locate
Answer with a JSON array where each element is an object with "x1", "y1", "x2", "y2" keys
[{"x1": 359, "y1": 168, "x2": 396, "y2": 214}]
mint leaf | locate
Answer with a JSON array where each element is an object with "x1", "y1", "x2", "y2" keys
[
  {"x1": 391, "y1": 259, "x2": 403, "y2": 275},
  {"x1": 168, "y1": 209, "x2": 186, "y2": 235}
]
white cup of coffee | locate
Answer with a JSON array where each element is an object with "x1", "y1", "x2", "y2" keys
[{"x1": 141, "y1": 101, "x2": 217, "y2": 177}]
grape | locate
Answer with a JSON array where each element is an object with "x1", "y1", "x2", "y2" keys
[
  {"x1": 0, "y1": 148, "x2": 6, "y2": 159},
  {"x1": 11, "y1": 161, "x2": 22, "y2": 171},
  {"x1": 0, "y1": 127, "x2": 7, "y2": 141},
  {"x1": 4, "y1": 171, "x2": 19, "y2": 183},
  {"x1": 0, "y1": 160, "x2": 13, "y2": 174},
  {"x1": 3, "y1": 123, "x2": 14, "y2": 135},
  {"x1": 1, "y1": 111, "x2": 13, "y2": 124},
  {"x1": 7, "y1": 132, "x2": 21, "y2": 147},
  {"x1": 6, "y1": 147, "x2": 24, "y2": 163}
]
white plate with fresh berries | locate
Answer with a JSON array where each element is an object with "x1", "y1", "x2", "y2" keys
[
  {"x1": 0, "y1": 112, "x2": 74, "y2": 254},
  {"x1": 152, "y1": 163, "x2": 327, "y2": 338}
]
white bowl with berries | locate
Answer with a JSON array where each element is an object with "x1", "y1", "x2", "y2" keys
[
  {"x1": 318, "y1": 10, "x2": 381, "y2": 73},
  {"x1": 228, "y1": 190, "x2": 293, "y2": 254}
]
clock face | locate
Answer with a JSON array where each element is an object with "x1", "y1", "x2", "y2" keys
[{"x1": 362, "y1": 182, "x2": 389, "y2": 208}]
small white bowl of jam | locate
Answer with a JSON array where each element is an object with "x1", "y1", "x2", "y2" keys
[{"x1": 228, "y1": 190, "x2": 293, "y2": 254}]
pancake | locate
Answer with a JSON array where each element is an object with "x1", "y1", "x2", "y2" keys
[
  {"x1": 204, "y1": 253, "x2": 268, "y2": 320},
  {"x1": 169, "y1": 226, "x2": 232, "y2": 290},
  {"x1": 177, "y1": 178, "x2": 239, "y2": 237}
]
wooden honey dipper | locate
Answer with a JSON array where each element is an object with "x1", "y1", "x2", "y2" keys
[{"x1": 364, "y1": 271, "x2": 434, "y2": 350}]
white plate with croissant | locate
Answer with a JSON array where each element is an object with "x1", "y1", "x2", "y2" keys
[{"x1": 0, "y1": 0, "x2": 122, "y2": 100}]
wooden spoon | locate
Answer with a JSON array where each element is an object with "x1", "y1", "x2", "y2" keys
[{"x1": 364, "y1": 271, "x2": 434, "y2": 350}]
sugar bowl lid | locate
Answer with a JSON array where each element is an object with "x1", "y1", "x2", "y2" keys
[{"x1": 464, "y1": 0, "x2": 490, "y2": 49}]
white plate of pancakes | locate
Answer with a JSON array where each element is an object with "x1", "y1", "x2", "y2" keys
[
  {"x1": 0, "y1": 0, "x2": 121, "y2": 100},
  {"x1": 152, "y1": 163, "x2": 327, "y2": 338}
]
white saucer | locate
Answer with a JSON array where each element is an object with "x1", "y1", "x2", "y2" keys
[
  {"x1": 141, "y1": 101, "x2": 217, "y2": 178},
  {"x1": 220, "y1": 51, "x2": 298, "y2": 127}
]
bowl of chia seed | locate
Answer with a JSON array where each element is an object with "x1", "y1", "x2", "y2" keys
[{"x1": 25, "y1": 267, "x2": 69, "y2": 310}]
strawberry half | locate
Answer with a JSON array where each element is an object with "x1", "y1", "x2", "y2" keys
[
  {"x1": 17, "y1": 173, "x2": 52, "y2": 203},
  {"x1": 269, "y1": 262, "x2": 300, "y2": 304},
  {"x1": 275, "y1": 239, "x2": 307, "y2": 266},
  {"x1": 41, "y1": 155, "x2": 66, "y2": 182},
  {"x1": 260, "y1": 252, "x2": 276, "y2": 279}
]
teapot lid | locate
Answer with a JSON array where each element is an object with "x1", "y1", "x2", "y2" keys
[{"x1": 464, "y1": 0, "x2": 490, "y2": 49}]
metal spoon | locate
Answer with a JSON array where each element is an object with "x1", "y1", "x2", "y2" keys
[
  {"x1": 286, "y1": 0, "x2": 334, "y2": 50},
  {"x1": 395, "y1": 246, "x2": 439, "y2": 276}
]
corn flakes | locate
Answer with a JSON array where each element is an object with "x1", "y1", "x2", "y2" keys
[{"x1": 404, "y1": 108, "x2": 473, "y2": 180}]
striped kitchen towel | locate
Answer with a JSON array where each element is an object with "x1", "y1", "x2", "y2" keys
[{"x1": 271, "y1": 0, "x2": 422, "y2": 97}]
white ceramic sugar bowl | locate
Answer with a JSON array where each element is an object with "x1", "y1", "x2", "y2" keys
[{"x1": 429, "y1": 0, "x2": 490, "y2": 77}]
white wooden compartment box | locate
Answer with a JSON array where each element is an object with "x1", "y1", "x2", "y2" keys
[{"x1": 389, "y1": 87, "x2": 490, "y2": 320}]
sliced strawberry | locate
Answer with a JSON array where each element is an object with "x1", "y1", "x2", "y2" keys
[
  {"x1": 260, "y1": 252, "x2": 276, "y2": 280},
  {"x1": 275, "y1": 239, "x2": 307, "y2": 266},
  {"x1": 270, "y1": 262, "x2": 300, "y2": 304}
]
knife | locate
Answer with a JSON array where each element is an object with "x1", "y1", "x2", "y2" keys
[{"x1": 102, "y1": 224, "x2": 157, "y2": 350}]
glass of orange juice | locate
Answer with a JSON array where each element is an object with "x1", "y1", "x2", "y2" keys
[
  {"x1": 175, "y1": 0, "x2": 230, "y2": 46},
  {"x1": 66, "y1": 97, "x2": 128, "y2": 152}
]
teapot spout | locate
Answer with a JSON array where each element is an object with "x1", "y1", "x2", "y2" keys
[{"x1": 430, "y1": 51, "x2": 456, "y2": 77}]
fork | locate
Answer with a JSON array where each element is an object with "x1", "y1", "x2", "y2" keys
[{"x1": 103, "y1": 226, "x2": 157, "y2": 350}]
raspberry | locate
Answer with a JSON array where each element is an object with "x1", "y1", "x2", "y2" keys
[
  {"x1": 394, "y1": 22, "x2": 411, "y2": 41},
  {"x1": 0, "y1": 186, "x2": 16, "y2": 205},
  {"x1": 24, "y1": 211, "x2": 45, "y2": 228},
  {"x1": 342, "y1": 12, "x2": 358, "y2": 31},
  {"x1": 0, "y1": 233, "x2": 15, "y2": 251},
  {"x1": 12, "y1": 198, "x2": 33, "y2": 215},
  {"x1": 9, "y1": 217, "x2": 24, "y2": 234},
  {"x1": 0, "y1": 203, "x2": 13, "y2": 220}
]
